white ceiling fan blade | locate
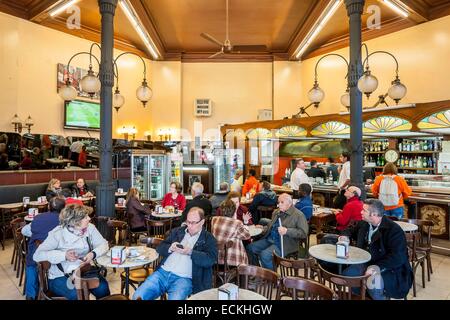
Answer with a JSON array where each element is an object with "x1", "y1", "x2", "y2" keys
[
  {"x1": 209, "y1": 50, "x2": 225, "y2": 58},
  {"x1": 200, "y1": 33, "x2": 223, "y2": 47}
]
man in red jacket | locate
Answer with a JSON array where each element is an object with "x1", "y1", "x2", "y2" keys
[{"x1": 334, "y1": 186, "x2": 363, "y2": 232}]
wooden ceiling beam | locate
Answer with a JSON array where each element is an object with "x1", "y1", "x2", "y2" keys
[
  {"x1": 428, "y1": 0, "x2": 450, "y2": 19},
  {"x1": 394, "y1": 0, "x2": 429, "y2": 22},
  {"x1": 0, "y1": 1, "x2": 28, "y2": 19},
  {"x1": 302, "y1": 17, "x2": 416, "y2": 60},
  {"x1": 40, "y1": 17, "x2": 150, "y2": 59},
  {"x1": 28, "y1": 0, "x2": 60, "y2": 22},
  {"x1": 286, "y1": 0, "x2": 334, "y2": 60},
  {"x1": 128, "y1": 0, "x2": 166, "y2": 59}
]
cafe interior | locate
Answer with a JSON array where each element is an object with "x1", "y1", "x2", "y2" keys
[{"x1": 1, "y1": 0, "x2": 450, "y2": 301}]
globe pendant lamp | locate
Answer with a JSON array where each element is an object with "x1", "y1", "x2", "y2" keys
[
  {"x1": 136, "y1": 79, "x2": 153, "y2": 107},
  {"x1": 357, "y1": 70, "x2": 378, "y2": 98},
  {"x1": 388, "y1": 76, "x2": 407, "y2": 104},
  {"x1": 80, "y1": 67, "x2": 101, "y2": 98},
  {"x1": 113, "y1": 88, "x2": 125, "y2": 113},
  {"x1": 59, "y1": 81, "x2": 78, "y2": 101},
  {"x1": 307, "y1": 81, "x2": 325, "y2": 106},
  {"x1": 340, "y1": 88, "x2": 350, "y2": 110}
]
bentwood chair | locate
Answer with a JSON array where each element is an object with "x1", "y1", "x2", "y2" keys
[
  {"x1": 279, "y1": 277, "x2": 336, "y2": 300},
  {"x1": 402, "y1": 218, "x2": 434, "y2": 281},
  {"x1": 405, "y1": 231, "x2": 426, "y2": 297},
  {"x1": 120, "y1": 237, "x2": 164, "y2": 295},
  {"x1": 146, "y1": 219, "x2": 172, "y2": 239},
  {"x1": 10, "y1": 217, "x2": 25, "y2": 272},
  {"x1": 214, "y1": 240, "x2": 237, "y2": 287},
  {"x1": 237, "y1": 264, "x2": 280, "y2": 300},
  {"x1": 317, "y1": 264, "x2": 370, "y2": 300},
  {"x1": 1, "y1": 205, "x2": 24, "y2": 250}
]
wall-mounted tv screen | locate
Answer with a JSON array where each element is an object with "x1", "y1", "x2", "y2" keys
[{"x1": 64, "y1": 100, "x2": 100, "y2": 130}]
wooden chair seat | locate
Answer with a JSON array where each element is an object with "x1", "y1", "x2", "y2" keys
[
  {"x1": 99, "y1": 294, "x2": 129, "y2": 300},
  {"x1": 121, "y1": 267, "x2": 154, "y2": 283},
  {"x1": 237, "y1": 264, "x2": 280, "y2": 300},
  {"x1": 280, "y1": 277, "x2": 336, "y2": 300}
]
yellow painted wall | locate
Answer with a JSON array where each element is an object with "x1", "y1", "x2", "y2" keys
[
  {"x1": 180, "y1": 62, "x2": 273, "y2": 140},
  {"x1": 273, "y1": 61, "x2": 303, "y2": 120},
  {"x1": 298, "y1": 15, "x2": 450, "y2": 117},
  {"x1": 0, "y1": 12, "x2": 159, "y2": 139}
]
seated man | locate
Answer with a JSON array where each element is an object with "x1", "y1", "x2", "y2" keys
[
  {"x1": 133, "y1": 207, "x2": 217, "y2": 300},
  {"x1": 246, "y1": 193, "x2": 308, "y2": 271},
  {"x1": 340, "y1": 198, "x2": 413, "y2": 300},
  {"x1": 248, "y1": 181, "x2": 277, "y2": 224},
  {"x1": 333, "y1": 186, "x2": 363, "y2": 232},
  {"x1": 182, "y1": 182, "x2": 212, "y2": 222},
  {"x1": 209, "y1": 182, "x2": 230, "y2": 212},
  {"x1": 294, "y1": 183, "x2": 313, "y2": 221}
]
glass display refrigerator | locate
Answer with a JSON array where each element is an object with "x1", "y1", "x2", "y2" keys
[
  {"x1": 213, "y1": 148, "x2": 244, "y2": 192},
  {"x1": 131, "y1": 150, "x2": 168, "y2": 200},
  {"x1": 169, "y1": 151, "x2": 183, "y2": 185}
]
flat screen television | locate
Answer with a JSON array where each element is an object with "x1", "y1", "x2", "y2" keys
[{"x1": 64, "y1": 100, "x2": 100, "y2": 130}]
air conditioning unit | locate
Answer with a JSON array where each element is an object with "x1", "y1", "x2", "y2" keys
[{"x1": 194, "y1": 99, "x2": 212, "y2": 117}]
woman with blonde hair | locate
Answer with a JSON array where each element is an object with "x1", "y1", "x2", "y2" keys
[
  {"x1": 33, "y1": 203, "x2": 110, "y2": 300},
  {"x1": 372, "y1": 162, "x2": 412, "y2": 219},
  {"x1": 126, "y1": 187, "x2": 152, "y2": 232},
  {"x1": 45, "y1": 178, "x2": 63, "y2": 201}
]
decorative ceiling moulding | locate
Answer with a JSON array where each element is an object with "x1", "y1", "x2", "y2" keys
[{"x1": 428, "y1": 1, "x2": 450, "y2": 20}]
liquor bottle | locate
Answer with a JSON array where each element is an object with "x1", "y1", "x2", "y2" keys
[
  {"x1": 428, "y1": 157, "x2": 433, "y2": 168},
  {"x1": 423, "y1": 141, "x2": 428, "y2": 151},
  {"x1": 405, "y1": 156, "x2": 409, "y2": 167},
  {"x1": 399, "y1": 155, "x2": 404, "y2": 167},
  {"x1": 417, "y1": 156, "x2": 422, "y2": 168},
  {"x1": 429, "y1": 140, "x2": 434, "y2": 151},
  {"x1": 423, "y1": 156, "x2": 428, "y2": 168},
  {"x1": 376, "y1": 154, "x2": 381, "y2": 166},
  {"x1": 398, "y1": 142, "x2": 402, "y2": 151}
]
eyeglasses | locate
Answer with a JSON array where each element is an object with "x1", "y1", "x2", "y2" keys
[{"x1": 186, "y1": 219, "x2": 203, "y2": 225}]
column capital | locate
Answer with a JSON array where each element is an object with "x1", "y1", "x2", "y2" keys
[
  {"x1": 345, "y1": 0, "x2": 365, "y2": 16},
  {"x1": 98, "y1": 0, "x2": 118, "y2": 15}
]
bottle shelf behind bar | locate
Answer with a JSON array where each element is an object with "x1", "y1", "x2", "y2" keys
[{"x1": 374, "y1": 166, "x2": 436, "y2": 171}]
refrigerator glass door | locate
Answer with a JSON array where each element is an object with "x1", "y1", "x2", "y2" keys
[
  {"x1": 214, "y1": 149, "x2": 243, "y2": 192},
  {"x1": 132, "y1": 154, "x2": 149, "y2": 199},
  {"x1": 150, "y1": 155, "x2": 166, "y2": 200},
  {"x1": 170, "y1": 152, "x2": 183, "y2": 185}
]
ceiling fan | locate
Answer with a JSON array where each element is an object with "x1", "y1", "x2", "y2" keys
[{"x1": 200, "y1": 0, "x2": 267, "y2": 58}]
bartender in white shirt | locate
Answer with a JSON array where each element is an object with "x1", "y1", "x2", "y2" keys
[
  {"x1": 290, "y1": 158, "x2": 312, "y2": 190},
  {"x1": 337, "y1": 152, "x2": 351, "y2": 189}
]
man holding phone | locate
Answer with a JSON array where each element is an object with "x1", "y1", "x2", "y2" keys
[{"x1": 133, "y1": 207, "x2": 217, "y2": 300}]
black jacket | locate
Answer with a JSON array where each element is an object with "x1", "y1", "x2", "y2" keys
[
  {"x1": 182, "y1": 195, "x2": 212, "y2": 222},
  {"x1": 342, "y1": 216, "x2": 413, "y2": 299},
  {"x1": 70, "y1": 183, "x2": 94, "y2": 197},
  {"x1": 156, "y1": 226, "x2": 217, "y2": 294},
  {"x1": 307, "y1": 166, "x2": 326, "y2": 179}
]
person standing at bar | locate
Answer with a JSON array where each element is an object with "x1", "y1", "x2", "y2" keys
[
  {"x1": 307, "y1": 159, "x2": 326, "y2": 179},
  {"x1": 371, "y1": 162, "x2": 412, "y2": 219},
  {"x1": 290, "y1": 158, "x2": 311, "y2": 190},
  {"x1": 242, "y1": 169, "x2": 260, "y2": 197},
  {"x1": 334, "y1": 152, "x2": 351, "y2": 209}
]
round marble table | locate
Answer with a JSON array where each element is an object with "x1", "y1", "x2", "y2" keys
[
  {"x1": 28, "y1": 201, "x2": 48, "y2": 207},
  {"x1": 151, "y1": 211, "x2": 182, "y2": 219},
  {"x1": 247, "y1": 225, "x2": 263, "y2": 237},
  {"x1": 395, "y1": 221, "x2": 418, "y2": 232},
  {"x1": 97, "y1": 246, "x2": 159, "y2": 297},
  {"x1": 188, "y1": 288, "x2": 267, "y2": 300},
  {"x1": 309, "y1": 244, "x2": 371, "y2": 274},
  {"x1": 0, "y1": 202, "x2": 23, "y2": 210}
]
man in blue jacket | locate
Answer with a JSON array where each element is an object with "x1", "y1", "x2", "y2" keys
[
  {"x1": 340, "y1": 198, "x2": 413, "y2": 300},
  {"x1": 23, "y1": 196, "x2": 66, "y2": 300},
  {"x1": 133, "y1": 207, "x2": 217, "y2": 300},
  {"x1": 248, "y1": 181, "x2": 277, "y2": 224},
  {"x1": 294, "y1": 183, "x2": 313, "y2": 221}
]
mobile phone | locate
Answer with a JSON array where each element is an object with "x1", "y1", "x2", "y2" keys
[{"x1": 176, "y1": 244, "x2": 184, "y2": 249}]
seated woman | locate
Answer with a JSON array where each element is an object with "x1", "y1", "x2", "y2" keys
[
  {"x1": 216, "y1": 191, "x2": 253, "y2": 225},
  {"x1": 211, "y1": 200, "x2": 251, "y2": 267},
  {"x1": 33, "y1": 203, "x2": 110, "y2": 300},
  {"x1": 334, "y1": 186, "x2": 363, "y2": 232},
  {"x1": 161, "y1": 181, "x2": 186, "y2": 211},
  {"x1": 46, "y1": 178, "x2": 64, "y2": 201},
  {"x1": 20, "y1": 150, "x2": 33, "y2": 170},
  {"x1": 248, "y1": 181, "x2": 277, "y2": 224},
  {"x1": 125, "y1": 187, "x2": 152, "y2": 232},
  {"x1": 71, "y1": 178, "x2": 94, "y2": 198}
]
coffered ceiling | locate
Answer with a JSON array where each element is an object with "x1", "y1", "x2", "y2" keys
[{"x1": 0, "y1": 0, "x2": 449, "y2": 61}]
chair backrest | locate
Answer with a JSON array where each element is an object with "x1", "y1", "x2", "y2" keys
[
  {"x1": 281, "y1": 277, "x2": 336, "y2": 300},
  {"x1": 402, "y1": 218, "x2": 433, "y2": 247},
  {"x1": 107, "y1": 219, "x2": 128, "y2": 245},
  {"x1": 146, "y1": 219, "x2": 172, "y2": 239},
  {"x1": 146, "y1": 237, "x2": 164, "y2": 269},
  {"x1": 273, "y1": 251, "x2": 316, "y2": 279},
  {"x1": 404, "y1": 230, "x2": 420, "y2": 262},
  {"x1": 237, "y1": 264, "x2": 279, "y2": 300},
  {"x1": 256, "y1": 206, "x2": 276, "y2": 220},
  {"x1": 1, "y1": 206, "x2": 23, "y2": 226},
  {"x1": 215, "y1": 240, "x2": 236, "y2": 286},
  {"x1": 74, "y1": 264, "x2": 100, "y2": 300},
  {"x1": 318, "y1": 264, "x2": 369, "y2": 300}
]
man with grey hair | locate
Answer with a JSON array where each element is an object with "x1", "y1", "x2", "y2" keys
[
  {"x1": 209, "y1": 182, "x2": 230, "y2": 212},
  {"x1": 247, "y1": 193, "x2": 308, "y2": 270},
  {"x1": 339, "y1": 198, "x2": 413, "y2": 300},
  {"x1": 182, "y1": 182, "x2": 212, "y2": 222}
]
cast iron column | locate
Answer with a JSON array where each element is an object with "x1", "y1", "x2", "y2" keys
[
  {"x1": 345, "y1": 0, "x2": 365, "y2": 197},
  {"x1": 96, "y1": 0, "x2": 117, "y2": 237}
]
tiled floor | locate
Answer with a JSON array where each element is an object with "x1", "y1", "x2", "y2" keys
[{"x1": 1, "y1": 239, "x2": 449, "y2": 300}]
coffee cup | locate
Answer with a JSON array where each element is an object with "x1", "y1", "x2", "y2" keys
[
  {"x1": 117, "y1": 188, "x2": 124, "y2": 194},
  {"x1": 23, "y1": 197, "x2": 30, "y2": 206}
]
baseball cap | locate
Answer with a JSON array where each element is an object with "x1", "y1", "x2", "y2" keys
[
  {"x1": 65, "y1": 197, "x2": 84, "y2": 206},
  {"x1": 346, "y1": 186, "x2": 361, "y2": 197}
]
